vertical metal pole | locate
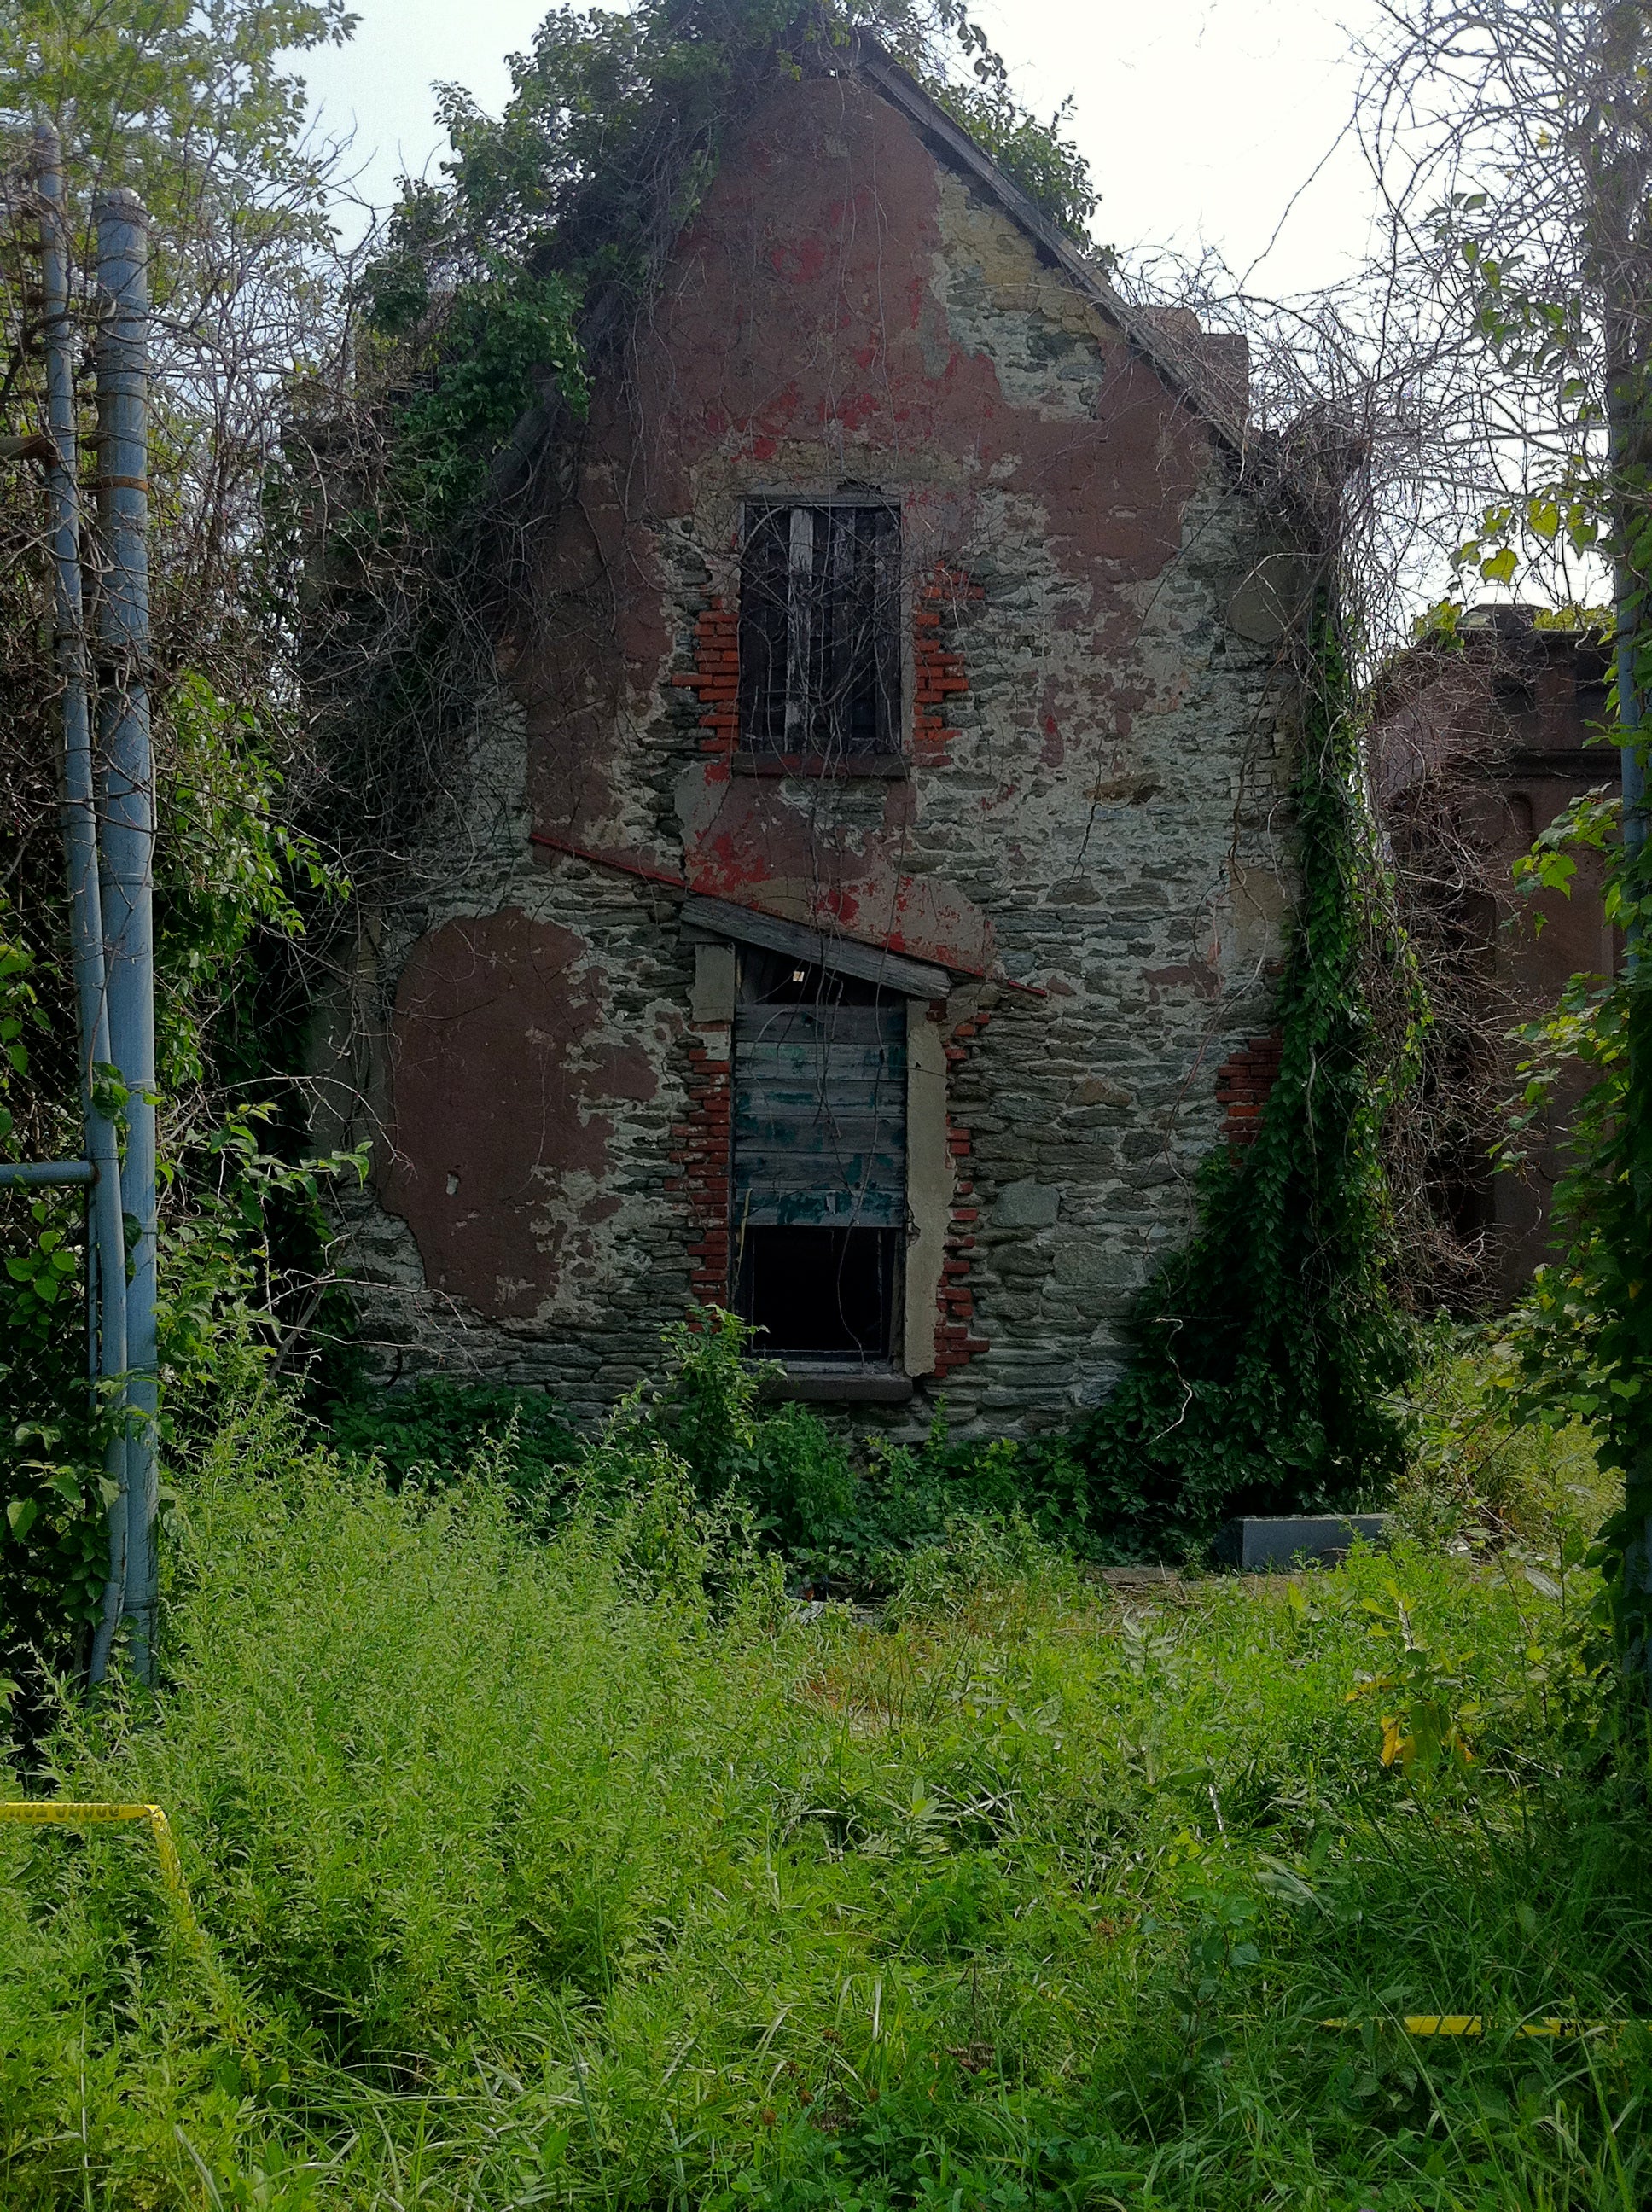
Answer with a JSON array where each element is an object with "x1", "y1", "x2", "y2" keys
[
  {"x1": 1623, "y1": 670, "x2": 1648, "y2": 977},
  {"x1": 95, "y1": 188, "x2": 156, "y2": 1684},
  {"x1": 35, "y1": 125, "x2": 131, "y2": 1685},
  {"x1": 1607, "y1": 323, "x2": 1652, "y2": 1675},
  {"x1": 1620, "y1": 439, "x2": 1652, "y2": 1691},
  {"x1": 1613, "y1": 405, "x2": 1646, "y2": 981}
]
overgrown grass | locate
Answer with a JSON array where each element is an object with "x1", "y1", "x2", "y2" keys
[
  {"x1": 1392, "y1": 1330, "x2": 1617, "y2": 1555},
  {"x1": 3, "y1": 1371, "x2": 1648, "y2": 2209},
  {"x1": 323, "y1": 1316, "x2": 1121, "y2": 1596}
]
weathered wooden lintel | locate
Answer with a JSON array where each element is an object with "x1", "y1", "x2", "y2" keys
[{"x1": 678, "y1": 894, "x2": 954, "y2": 1000}]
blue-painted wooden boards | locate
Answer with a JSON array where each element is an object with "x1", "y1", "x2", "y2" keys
[{"x1": 733, "y1": 1003, "x2": 906, "y2": 1226}]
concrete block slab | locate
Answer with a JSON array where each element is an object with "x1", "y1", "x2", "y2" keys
[{"x1": 1216, "y1": 1515, "x2": 1389, "y2": 1572}]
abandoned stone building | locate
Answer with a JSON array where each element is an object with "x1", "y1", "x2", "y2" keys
[
  {"x1": 319, "y1": 43, "x2": 1308, "y2": 1433},
  {"x1": 1373, "y1": 606, "x2": 1621, "y2": 1302}
]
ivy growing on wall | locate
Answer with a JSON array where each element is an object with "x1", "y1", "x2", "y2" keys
[
  {"x1": 1070, "y1": 592, "x2": 1418, "y2": 1543},
  {"x1": 353, "y1": 0, "x2": 1099, "y2": 532}
]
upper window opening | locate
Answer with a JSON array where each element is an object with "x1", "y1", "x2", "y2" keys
[
  {"x1": 737, "y1": 947, "x2": 887, "y2": 1009},
  {"x1": 738, "y1": 503, "x2": 901, "y2": 764}
]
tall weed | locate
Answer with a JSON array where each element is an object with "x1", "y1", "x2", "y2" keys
[{"x1": 3, "y1": 1385, "x2": 1650, "y2": 2208}]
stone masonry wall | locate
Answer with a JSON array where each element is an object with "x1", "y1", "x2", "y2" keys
[{"x1": 322, "y1": 66, "x2": 1301, "y2": 1438}]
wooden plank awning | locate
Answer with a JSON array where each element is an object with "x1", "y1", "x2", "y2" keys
[{"x1": 681, "y1": 894, "x2": 952, "y2": 1000}]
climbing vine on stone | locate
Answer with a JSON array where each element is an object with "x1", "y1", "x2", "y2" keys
[{"x1": 1071, "y1": 591, "x2": 1417, "y2": 1541}]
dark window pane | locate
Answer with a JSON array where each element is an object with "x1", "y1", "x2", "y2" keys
[
  {"x1": 738, "y1": 503, "x2": 901, "y2": 759},
  {"x1": 736, "y1": 1225, "x2": 898, "y2": 1358}
]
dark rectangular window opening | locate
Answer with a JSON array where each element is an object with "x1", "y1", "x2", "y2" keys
[
  {"x1": 736, "y1": 1225, "x2": 899, "y2": 1360},
  {"x1": 737, "y1": 946, "x2": 887, "y2": 1008},
  {"x1": 737, "y1": 501, "x2": 901, "y2": 766},
  {"x1": 730, "y1": 950, "x2": 906, "y2": 1366}
]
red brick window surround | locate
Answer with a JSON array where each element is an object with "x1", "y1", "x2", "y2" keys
[
  {"x1": 672, "y1": 597, "x2": 740, "y2": 767},
  {"x1": 913, "y1": 563, "x2": 980, "y2": 771},
  {"x1": 1215, "y1": 1033, "x2": 1283, "y2": 1150},
  {"x1": 668, "y1": 1033, "x2": 732, "y2": 1310},
  {"x1": 675, "y1": 552, "x2": 981, "y2": 784}
]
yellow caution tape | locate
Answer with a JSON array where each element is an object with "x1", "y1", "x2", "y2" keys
[
  {"x1": 0, "y1": 1799, "x2": 202, "y2": 1943},
  {"x1": 1321, "y1": 2016, "x2": 1620, "y2": 2039}
]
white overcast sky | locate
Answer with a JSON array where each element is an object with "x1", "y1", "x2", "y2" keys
[{"x1": 297, "y1": 0, "x2": 1384, "y2": 300}]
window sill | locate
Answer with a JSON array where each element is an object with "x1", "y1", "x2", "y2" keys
[
  {"x1": 756, "y1": 1364, "x2": 915, "y2": 1405},
  {"x1": 732, "y1": 752, "x2": 908, "y2": 779}
]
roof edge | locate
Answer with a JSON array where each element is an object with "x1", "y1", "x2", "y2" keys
[{"x1": 846, "y1": 36, "x2": 1250, "y2": 456}]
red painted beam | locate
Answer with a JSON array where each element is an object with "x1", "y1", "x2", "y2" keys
[{"x1": 527, "y1": 829, "x2": 1046, "y2": 998}]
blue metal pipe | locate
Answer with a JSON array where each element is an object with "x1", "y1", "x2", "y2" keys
[
  {"x1": 95, "y1": 188, "x2": 156, "y2": 1684},
  {"x1": 34, "y1": 125, "x2": 132, "y2": 1685},
  {"x1": 0, "y1": 1161, "x2": 95, "y2": 1186},
  {"x1": 1623, "y1": 672, "x2": 1648, "y2": 979},
  {"x1": 1608, "y1": 370, "x2": 1647, "y2": 978}
]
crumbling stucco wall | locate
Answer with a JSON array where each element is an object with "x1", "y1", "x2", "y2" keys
[{"x1": 320, "y1": 68, "x2": 1300, "y2": 1435}]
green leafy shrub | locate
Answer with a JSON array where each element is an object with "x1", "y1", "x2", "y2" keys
[
  {"x1": 324, "y1": 1316, "x2": 1069, "y2": 1596},
  {"x1": 572, "y1": 1311, "x2": 1105, "y2": 1594},
  {"x1": 1, "y1": 1, "x2": 369, "y2": 1681},
  {"x1": 328, "y1": 1374, "x2": 580, "y2": 1510},
  {"x1": 1499, "y1": 788, "x2": 1652, "y2": 1672},
  {"x1": 1391, "y1": 1331, "x2": 1615, "y2": 1555}
]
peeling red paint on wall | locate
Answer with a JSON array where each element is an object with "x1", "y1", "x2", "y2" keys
[
  {"x1": 678, "y1": 771, "x2": 995, "y2": 974},
  {"x1": 515, "y1": 71, "x2": 1212, "y2": 946},
  {"x1": 647, "y1": 79, "x2": 1202, "y2": 563},
  {"x1": 666, "y1": 557, "x2": 998, "y2": 971},
  {"x1": 382, "y1": 911, "x2": 660, "y2": 1319}
]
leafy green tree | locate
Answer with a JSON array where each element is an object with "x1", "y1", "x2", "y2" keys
[{"x1": 0, "y1": 0, "x2": 359, "y2": 1682}]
